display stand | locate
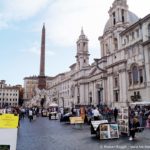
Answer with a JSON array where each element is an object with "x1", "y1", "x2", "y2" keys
[{"x1": 118, "y1": 107, "x2": 129, "y2": 135}]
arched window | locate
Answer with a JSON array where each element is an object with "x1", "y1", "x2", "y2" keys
[
  {"x1": 132, "y1": 66, "x2": 138, "y2": 84},
  {"x1": 148, "y1": 24, "x2": 150, "y2": 39}
]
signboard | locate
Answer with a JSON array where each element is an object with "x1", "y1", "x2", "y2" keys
[
  {"x1": 99, "y1": 123, "x2": 119, "y2": 140},
  {"x1": 0, "y1": 145, "x2": 10, "y2": 150},
  {"x1": 0, "y1": 114, "x2": 19, "y2": 128},
  {"x1": 69, "y1": 117, "x2": 84, "y2": 124},
  {"x1": 91, "y1": 120, "x2": 108, "y2": 131}
]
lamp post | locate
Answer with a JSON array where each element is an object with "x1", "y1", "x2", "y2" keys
[
  {"x1": 94, "y1": 59, "x2": 107, "y2": 73},
  {"x1": 99, "y1": 86, "x2": 103, "y2": 106},
  {"x1": 94, "y1": 58, "x2": 107, "y2": 107},
  {"x1": 61, "y1": 97, "x2": 64, "y2": 114}
]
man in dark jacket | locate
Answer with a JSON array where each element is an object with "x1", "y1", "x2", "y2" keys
[{"x1": 114, "y1": 107, "x2": 118, "y2": 122}]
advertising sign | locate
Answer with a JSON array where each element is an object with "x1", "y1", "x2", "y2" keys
[
  {"x1": 0, "y1": 114, "x2": 19, "y2": 128},
  {"x1": 69, "y1": 117, "x2": 84, "y2": 124}
]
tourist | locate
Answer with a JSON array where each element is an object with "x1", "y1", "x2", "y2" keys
[
  {"x1": 146, "y1": 114, "x2": 150, "y2": 128},
  {"x1": 28, "y1": 109, "x2": 33, "y2": 122},
  {"x1": 92, "y1": 107, "x2": 101, "y2": 120},
  {"x1": 114, "y1": 107, "x2": 118, "y2": 122},
  {"x1": 129, "y1": 117, "x2": 140, "y2": 141}
]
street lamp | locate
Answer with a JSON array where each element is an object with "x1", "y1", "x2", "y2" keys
[
  {"x1": 94, "y1": 58, "x2": 107, "y2": 107},
  {"x1": 61, "y1": 97, "x2": 64, "y2": 114},
  {"x1": 94, "y1": 59, "x2": 107, "y2": 72}
]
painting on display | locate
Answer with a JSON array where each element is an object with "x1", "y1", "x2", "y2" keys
[
  {"x1": 100, "y1": 124, "x2": 109, "y2": 139},
  {"x1": 100, "y1": 123, "x2": 119, "y2": 140},
  {"x1": 109, "y1": 124, "x2": 119, "y2": 139}
]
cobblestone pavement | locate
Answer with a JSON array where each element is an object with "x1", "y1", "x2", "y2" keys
[{"x1": 17, "y1": 117, "x2": 150, "y2": 150}]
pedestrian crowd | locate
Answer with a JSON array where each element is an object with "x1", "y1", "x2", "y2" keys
[{"x1": 0, "y1": 103, "x2": 150, "y2": 142}]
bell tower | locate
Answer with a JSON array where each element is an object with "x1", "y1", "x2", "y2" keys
[
  {"x1": 76, "y1": 28, "x2": 90, "y2": 70},
  {"x1": 108, "y1": 0, "x2": 128, "y2": 27}
]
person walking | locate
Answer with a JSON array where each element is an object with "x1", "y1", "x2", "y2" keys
[
  {"x1": 28, "y1": 109, "x2": 33, "y2": 122},
  {"x1": 129, "y1": 117, "x2": 140, "y2": 141},
  {"x1": 92, "y1": 107, "x2": 101, "y2": 121},
  {"x1": 146, "y1": 114, "x2": 150, "y2": 128},
  {"x1": 114, "y1": 107, "x2": 118, "y2": 122}
]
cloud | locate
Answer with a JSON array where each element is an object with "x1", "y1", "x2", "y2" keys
[
  {"x1": 36, "y1": 0, "x2": 112, "y2": 50},
  {"x1": 21, "y1": 42, "x2": 55, "y2": 56},
  {"x1": 0, "y1": 0, "x2": 51, "y2": 28},
  {"x1": 35, "y1": 0, "x2": 150, "y2": 50}
]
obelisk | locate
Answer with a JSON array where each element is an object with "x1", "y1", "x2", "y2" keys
[{"x1": 38, "y1": 24, "x2": 46, "y2": 89}]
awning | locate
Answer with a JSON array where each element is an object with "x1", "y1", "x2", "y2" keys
[
  {"x1": 49, "y1": 103, "x2": 58, "y2": 107},
  {"x1": 130, "y1": 101, "x2": 150, "y2": 106}
]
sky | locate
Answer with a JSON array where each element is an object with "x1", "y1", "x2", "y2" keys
[{"x1": 0, "y1": 0, "x2": 149, "y2": 86}]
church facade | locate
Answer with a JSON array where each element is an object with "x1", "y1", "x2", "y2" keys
[{"x1": 24, "y1": 0, "x2": 150, "y2": 108}]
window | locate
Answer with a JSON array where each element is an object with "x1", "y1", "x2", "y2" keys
[
  {"x1": 124, "y1": 39, "x2": 126, "y2": 45},
  {"x1": 132, "y1": 47, "x2": 136, "y2": 56},
  {"x1": 83, "y1": 42, "x2": 86, "y2": 50},
  {"x1": 148, "y1": 24, "x2": 150, "y2": 39},
  {"x1": 126, "y1": 35, "x2": 129, "y2": 43},
  {"x1": 114, "y1": 90, "x2": 119, "y2": 102},
  {"x1": 132, "y1": 66, "x2": 138, "y2": 84},
  {"x1": 77, "y1": 96, "x2": 80, "y2": 104},
  {"x1": 139, "y1": 69, "x2": 143, "y2": 83},
  {"x1": 132, "y1": 32, "x2": 135, "y2": 40},
  {"x1": 136, "y1": 29, "x2": 139, "y2": 38},
  {"x1": 114, "y1": 38, "x2": 118, "y2": 50},
  {"x1": 121, "y1": 9, "x2": 125, "y2": 22},
  {"x1": 114, "y1": 77, "x2": 119, "y2": 88},
  {"x1": 113, "y1": 12, "x2": 116, "y2": 25}
]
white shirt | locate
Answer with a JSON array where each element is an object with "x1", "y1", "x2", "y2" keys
[
  {"x1": 29, "y1": 110, "x2": 33, "y2": 116},
  {"x1": 92, "y1": 109, "x2": 100, "y2": 117}
]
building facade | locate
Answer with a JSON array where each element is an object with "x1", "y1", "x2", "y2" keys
[
  {"x1": 24, "y1": 0, "x2": 150, "y2": 109},
  {"x1": 0, "y1": 80, "x2": 19, "y2": 107}
]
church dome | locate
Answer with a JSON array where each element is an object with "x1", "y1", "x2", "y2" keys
[{"x1": 103, "y1": 11, "x2": 139, "y2": 33}]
